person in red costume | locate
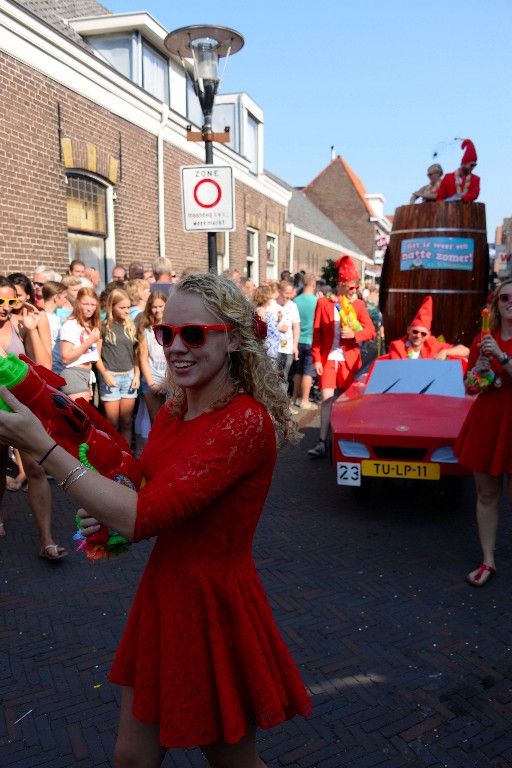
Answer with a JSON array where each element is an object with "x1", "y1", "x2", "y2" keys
[
  {"x1": 308, "y1": 254, "x2": 375, "y2": 458},
  {"x1": 436, "y1": 138, "x2": 480, "y2": 202},
  {"x1": 388, "y1": 296, "x2": 469, "y2": 360},
  {"x1": 0, "y1": 273, "x2": 312, "y2": 768},
  {"x1": 454, "y1": 280, "x2": 512, "y2": 587}
]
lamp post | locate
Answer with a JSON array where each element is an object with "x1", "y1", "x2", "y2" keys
[{"x1": 164, "y1": 25, "x2": 244, "y2": 273}]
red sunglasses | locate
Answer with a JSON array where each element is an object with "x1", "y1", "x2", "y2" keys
[{"x1": 153, "y1": 323, "x2": 234, "y2": 348}]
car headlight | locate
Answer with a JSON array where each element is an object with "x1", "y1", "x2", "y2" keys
[
  {"x1": 430, "y1": 446, "x2": 459, "y2": 463},
  {"x1": 338, "y1": 440, "x2": 370, "y2": 458}
]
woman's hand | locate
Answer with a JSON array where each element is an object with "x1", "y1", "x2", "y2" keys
[
  {"x1": 77, "y1": 508, "x2": 103, "y2": 539},
  {"x1": 87, "y1": 327, "x2": 101, "y2": 346},
  {"x1": 0, "y1": 387, "x2": 49, "y2": 454},
  {"x1": 478, "y1": 335, "x2": 502, "y2": 360},
  {"x1": 131, "y1": 372, "x2": 140, "y2": 391},
  {"x1": 102, "y1": 370, "x2": 117, "y2": 388},
  {"x1": 19, "y1": 304, "x2": 41, "y2": 333},
  {"x1": 474, "y1": 355, "x2": 491, "y2": 373}
]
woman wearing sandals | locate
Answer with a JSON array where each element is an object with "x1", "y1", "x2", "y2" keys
[
  {"x1": 454, "y1": 280, "x2": 512, "y2": 587},
  {"x1": 0, "y1": 275, "x2": 67, "y2": 559},
  {"x1": 0, "y1": 273, "x2": 312, "y2": 766}
]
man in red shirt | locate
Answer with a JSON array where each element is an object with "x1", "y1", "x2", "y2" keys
[
  {"x1": 388, "y1": 296, "x2": 469, "y2": 360},
  {"x1": 308, "y1": 255, "x2": 375, "y2": 458},
  {"x1": 437, "y1": 139, "x2": 480, "y2": 202}
]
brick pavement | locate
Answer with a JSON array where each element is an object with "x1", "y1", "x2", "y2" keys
[{"x1": 1, "y1": 409, "x2": 512, "y2": 768}]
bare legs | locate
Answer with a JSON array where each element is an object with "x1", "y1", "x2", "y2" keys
[
  {"x1": 319, "y1": 388, "x2": 336, "y2": 442},
  {"x1": 6, "y1": 448, "x2": 27, "y2": 491},
  {"x1": 143, "y1": 392, "x2": 165, "y2": 425},
  {"x1": 22, "y1": 451, "x2": 66, "y2": 558},
  {"x1": 291, "y1": 373, "x2": 313, "y2": 406},
  {"x1": 200, "y1": 719, "x2": 267, "y2": 768},
  {"x1": 114, "y1": 688, "x2": 166, "y2": 768},
  {"x1": 467, "y1": 471, "x2": 512, "y2": 584},
  {"x1": 102, "y1": 399, "x2": 136, "y2": 446},
  {"x1": 114, "y1": 687, "x2": 266, "y2": 768},
  {"x1": 0, "y1": 443, "x2": 8, "y2": 535}
]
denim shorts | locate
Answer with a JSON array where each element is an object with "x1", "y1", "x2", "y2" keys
[{"x1": 99, "y1": 370, "x2": 138, "y2": 402}]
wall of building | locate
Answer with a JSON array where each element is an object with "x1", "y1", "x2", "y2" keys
[
  {"x1": 292, "y1": 235, "x2": 365, "y2": 282},
  {"x1": 304, "y1": 162, "x2": 376, "y2": 257},
  {"x1": 0, "y1": 50, "x2": 289, "y2": 283}
]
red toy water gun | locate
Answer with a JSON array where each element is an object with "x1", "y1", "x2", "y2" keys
[{"x1": 0, "y1": 353, "x2": 143, "y2": 561}]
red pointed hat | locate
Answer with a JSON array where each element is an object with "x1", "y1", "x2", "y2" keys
[
  {"x1": 410, "y1": 296, "x2": 433, "y2": 331},
  {"x1": 335, "y1": 255, "x2": 359, "y2": 284},
  {"x1": 461, "y1": 139, "x2": 477, "y2": 165}
]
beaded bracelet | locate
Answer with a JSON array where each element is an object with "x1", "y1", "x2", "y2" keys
[
  {"x1": 38, "y1": 443, "x2": 58, "y2": 465},
  {"x1": 57, "y1": 464, "x2": 83, "y2": 488},
  {"x1": 63, "y1": 468, "x2": 88, "y2": 492}
]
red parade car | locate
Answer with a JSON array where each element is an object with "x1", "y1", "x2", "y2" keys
[{"x1": 330, "y1": 358, "x2": 474, "y2": 495}]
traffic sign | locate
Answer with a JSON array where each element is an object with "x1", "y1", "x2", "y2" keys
[{"x1": 181, "y1": 165, "x2": 235, "y2": 232}]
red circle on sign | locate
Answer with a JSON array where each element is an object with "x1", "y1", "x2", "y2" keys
[{"x1": 193, "y1": 179, "x2": 222, "y2": 209}]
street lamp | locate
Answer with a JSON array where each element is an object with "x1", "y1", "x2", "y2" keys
[{"x1": 164, "y1": 25, "x2": 244, "y2": 273}]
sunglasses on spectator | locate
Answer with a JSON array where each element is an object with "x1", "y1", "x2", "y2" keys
[
  {"x1": 153, "y1": 323, "x2": 234, "y2": 348},
  {"x1": 411, "y1": 329, "x2": 428, "y2": 337},
  {"x1": 0, "y1": 298, "x2": 19, "y2": 307},
  {"x1": 498, "y1": 293, "x2": 512, "y2": 303},
  {"x1": 33, "y1": 281, "x2": 45, "y2": 288}
]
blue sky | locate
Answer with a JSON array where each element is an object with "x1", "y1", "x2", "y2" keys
[{"x1": 105, "y1": 0, "x2": 510, "y2": 239}]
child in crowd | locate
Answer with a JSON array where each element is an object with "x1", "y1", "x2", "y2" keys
[
  {"x1": 60, "y1": 287, "x2": 101, "y2": 402},
  {"x1": 43, "y1": 281, "x2": 67, "y2": 374},
  {"x1": 96, "y1": 288, "x2": 139, "y2": 445},
  {"x1": 253, "y1": 285, "x2": 281, "y2": 365}
]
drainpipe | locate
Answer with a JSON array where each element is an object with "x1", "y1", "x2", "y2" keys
[
  {"x1": 157, "y1": 104, "x2": 169, "y2": 259},
  {"x1": 288, "y1": 223, "x2": 295, "y2": 275}
]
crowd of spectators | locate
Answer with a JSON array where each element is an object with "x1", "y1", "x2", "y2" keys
[{"x1": 0, "y1": 257, "x2": 384, "y2": 555}]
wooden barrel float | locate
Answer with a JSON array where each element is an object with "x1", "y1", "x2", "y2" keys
[{"x1": 380, "y1": 202, "x2": 489, "y2": 346}]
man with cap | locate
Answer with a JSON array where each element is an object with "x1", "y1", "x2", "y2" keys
[
  {"x1": 437, "y1": 139, "x2": 480, "y2": 202},
  {"x1": 410, "y1": 163, "x2": 444, "y2": 203},
  {"x1": 308, "y1": 255, "x2": 375, "y2": 458},
  {"x1": 388, "y1": 296, "x2": 469, "y2": 359}
]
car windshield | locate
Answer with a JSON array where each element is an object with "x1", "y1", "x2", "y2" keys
[{"x1": 364, "y1": 359, "x2": 466, "y2": 398}]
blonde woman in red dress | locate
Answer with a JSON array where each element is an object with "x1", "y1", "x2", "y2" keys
[
  {"x1": 454, "y1": 280, "x2": 512, "y2": 586},
  {"x1": 0, "y1": 273, "x2": 312, "y2": 767}
]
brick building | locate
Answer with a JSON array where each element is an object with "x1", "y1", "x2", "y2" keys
[
  {"x1": 302, "y1": 155, "x2": 391, "y2": 270},
  {"x1": 0, "y1": 0, "x2": 381, "y2": 286}
]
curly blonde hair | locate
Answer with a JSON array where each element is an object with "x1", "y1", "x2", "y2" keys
[
  {"x1": 167, "y1": 273, "x2": 298, "y2": 443},
  {"x1": 489, "y1": 279, "x2": 512, "y2": 332}
]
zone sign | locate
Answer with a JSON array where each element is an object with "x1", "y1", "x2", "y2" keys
[{"x1": 181, "y1": 165, "x2": 235, "y2": 232}]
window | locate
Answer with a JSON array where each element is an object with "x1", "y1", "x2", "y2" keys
[
  {"x1": 66, "y1": 174, "x2": 114, "y2": 287},
  {"x1": 88, "y1": 33, "x2": 170, "y2": 104},
  {"x1": 246, "y1": 228, "x2": 259, "y2": 281},
  {"x1": 142, "y1": 41, "x2": 169, "y2": 103},
  {"x1": 246, "y1": 114, "x2": 258, "y2": 175},
  {"x1": 87, "y1": 34, "x2": 133, "y2": 79},
  {"x1": 266, "y1": 234, "x2": 278, "y2": 280}
]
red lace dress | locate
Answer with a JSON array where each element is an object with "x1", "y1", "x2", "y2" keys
[
  {"x1": 454, "y1": 331, "x2": 512, "y2": 475},
  {"x1": 109, "y1": 393, "x2": 312, "y2": 747}
]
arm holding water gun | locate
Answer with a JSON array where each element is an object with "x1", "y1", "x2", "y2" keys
[
  {"x1": 0, "y1": 353, "x2": 142, "y2": 559},
  {"x1": 465, "y1": 308, "x2": 506, "y2": 393}
]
